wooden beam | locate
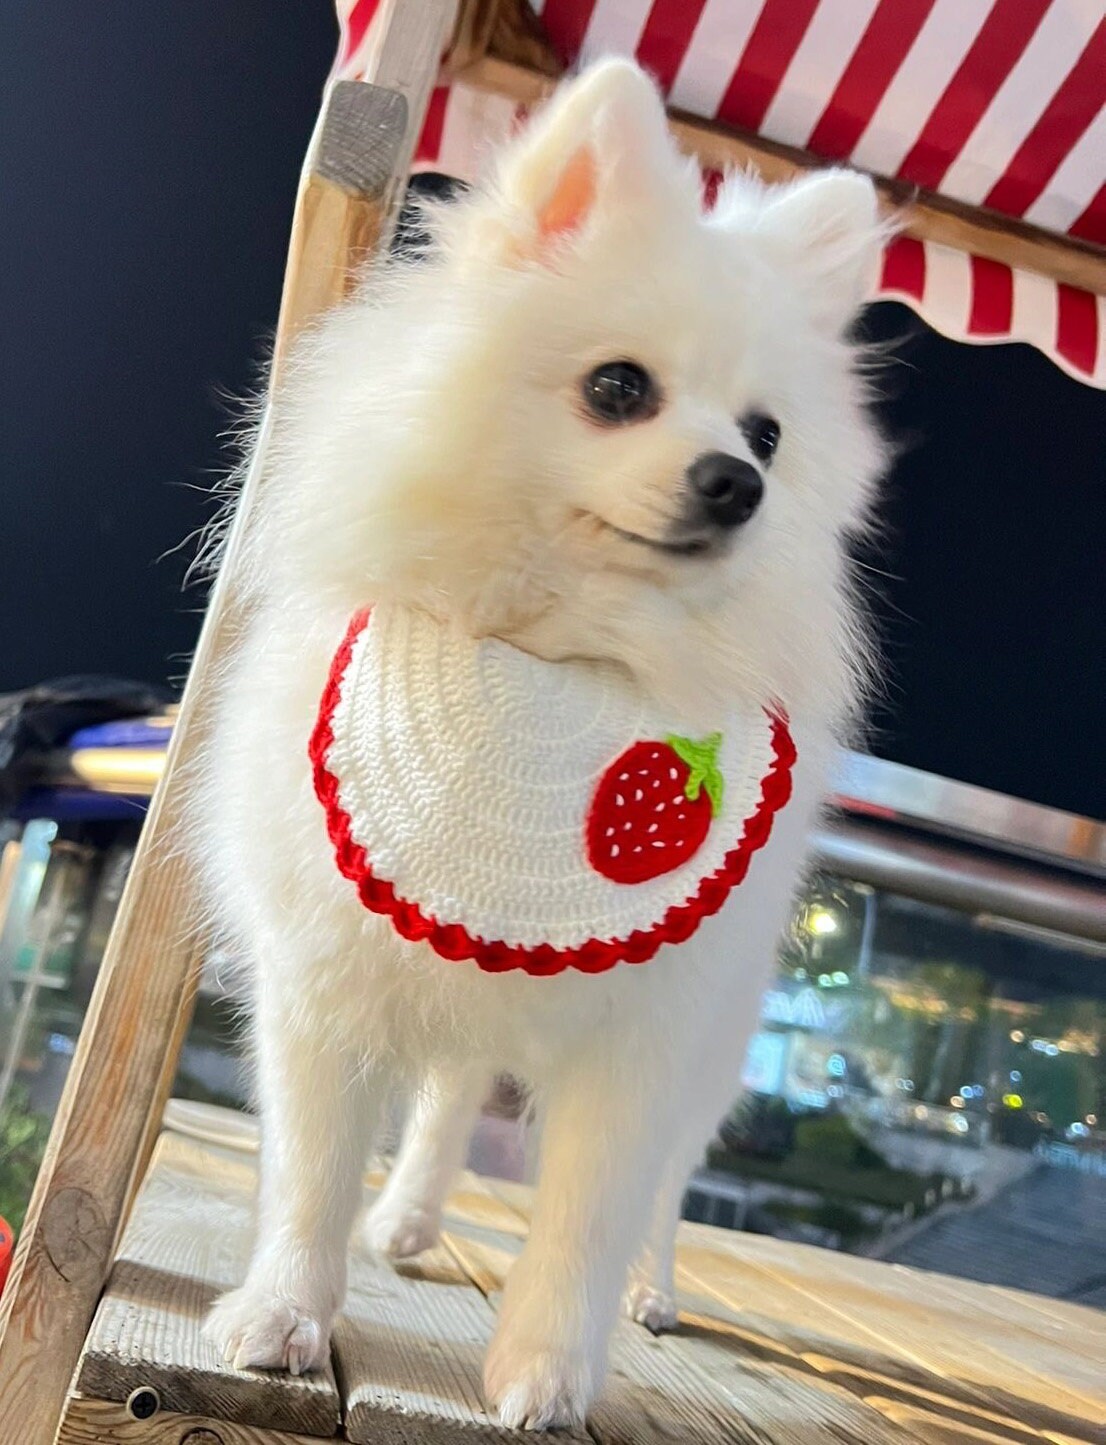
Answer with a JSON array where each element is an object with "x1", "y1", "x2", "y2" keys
[
  {"x1": 443, "y1": 0, "x2": 502, "y2": 76},
  {"x1": 75, "y1": 1135, "x2": 342, "y2": 1436},
  {"x1": 0, "y1": 6, "x2": 459, "y2": 1442},
  {"x1": 57, "y1": 1396, "x2": 331, "y2": 1445},
  {"x1": 457, "y1": 46, "x2": 1106, "y2": 296}
]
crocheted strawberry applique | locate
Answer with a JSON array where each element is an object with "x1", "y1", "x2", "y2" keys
[{"x1": 587, "y1": 733, "x2": 725, "y2": 884}]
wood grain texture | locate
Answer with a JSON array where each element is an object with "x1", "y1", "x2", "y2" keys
[
  {"x1": 465, "y1": 1173, "x2": 1105, "y2": 1445},
  {"x1": 75, "y1": 1133, "x2": 340, "y2": 1438},
  {"x1": 122, "y1": 950, "x2": 209, "y2": 1232},
  {"x1": 57, "y1": 1395, "x2": 329, "y2": 1445},
  {"x1": 0, "y1": 7, "x2": 457, "y2": 1443},
  {"x1": 455, "y1": 50, "x2": 1106, "y2": 296},
  {"x1": 443, "y1": 0, "x2": 501, "y2": 76},
  {"x1": 441, "y1": 1174, "x2": 922, "y2": 1445},
  {"x1": 64, "y1": 1115, "x2": 1106, "y2": 1445},
  {"x1": 337, "y1": 1218, "x2": 553, "y2": 1443},
  {"x1": 669, "y1": 1234, "x2": 1087, "y2": 1442},
  {"x1": 709, "y1": 1227, "x2": 1106, "y2": 1430},
  {"x1": 163, "y1": 1100, "x2": 263, "y2": 1156}
]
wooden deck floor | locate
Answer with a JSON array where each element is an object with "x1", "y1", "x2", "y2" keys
[{"x1": 58, "y1": 1107, "x2": 1106, "y2": 1444}]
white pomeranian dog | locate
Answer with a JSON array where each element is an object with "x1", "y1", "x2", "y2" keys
[{"x1": 197, "y1": 57, "x2": 886, "y2": 1430}]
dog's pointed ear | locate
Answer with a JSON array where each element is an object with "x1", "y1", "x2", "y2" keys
[
  {"x1": 742, "y1": 171, "x2": 884, "y2": 333},
  {"x1": 493, "y1": 59, "x2": 687, "y2": 259}
]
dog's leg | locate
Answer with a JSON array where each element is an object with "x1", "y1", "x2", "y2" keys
[
  {"x1": 364, "y1": 1063, "x2": 491, "y2": 1260},
  {"x1": 626, "y1": 1068, "x2": 756, "y2": 1335},
  {"x1": 483, "y1": 1055, "x2": 671, "y2": 1430},
  {"x1": 204, "y1": 978, "x2": 379, "y2": 1375},
  {"x1": 623, "y1": 1164, "x2": 685, "y2": 1334}
]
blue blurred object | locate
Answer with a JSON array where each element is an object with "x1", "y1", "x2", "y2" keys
[
  {"x1": 12, "y1": 789, "x2": 151, "y2": 823},
  {"x1": 65, "y1": 718, "x2": 172, "y2": 751},
  {"x1": 0, "y1": 678, "x2": 168, "y2": 814}
]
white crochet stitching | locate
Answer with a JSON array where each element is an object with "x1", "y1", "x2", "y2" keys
[{"x1": 324, "y1": 604, "x2": 776, "y2": 951}]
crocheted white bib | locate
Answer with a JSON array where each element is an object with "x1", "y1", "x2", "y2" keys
[{"x1": 311, "y1": 605, "x2": 795, "y2": 976}]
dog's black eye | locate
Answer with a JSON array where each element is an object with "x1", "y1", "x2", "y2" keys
[
  {"x1": 581, "y1": 362, "x2": 659, "y2": 425},
  {"x1": 742, "y1": 412, "x2": 781, "y2": 464}
]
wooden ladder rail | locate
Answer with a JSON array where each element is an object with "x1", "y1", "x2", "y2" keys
[{"x1": 0, "y1": 3, "x2": 460, "y2": 1439}]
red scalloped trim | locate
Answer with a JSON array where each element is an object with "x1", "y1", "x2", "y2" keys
[{"x1": 309, "y1": 611, "x2": 796, "y2": 977}]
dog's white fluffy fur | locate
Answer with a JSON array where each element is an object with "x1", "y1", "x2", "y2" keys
[{"x1": 195, "y1": 60, "x2": 886, "y2": 1429}]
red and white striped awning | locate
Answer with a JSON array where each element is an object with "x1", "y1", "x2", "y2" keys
[
  {"x1": 334, "y1": 0, "x2": 1106, "y2": 387},
  {"x1": 532, "y1": 0, "x2": 1105, "y2": 246}
]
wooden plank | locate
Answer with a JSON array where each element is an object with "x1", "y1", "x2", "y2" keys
[
  {"x1": 60, "y1": 1118, "x2": 1105, "y2": 1445},
  {"x1": 440, "y1": 1173, "x2": 921, "y2": 1445},
  {"x1": 474, "y1": 1175, "x2": 1029, "y2": 1436},
  {"x1": 869, "y1": 1263, "x2": 1106, "y2": 1401},
  {"x1": 120, "y1": 944, "x2": 206, "y2": 1230},
  {"x1": 684, "y1": 1313, "x2": 1055, "y2": 1445},
  {"x1": 338, "y1": 1247, "x2": 517, "y2": 1443},
  {"x1": 455, "y1": 49, "x2": 1106, "y2": 296},
  {"x1": 668, "y1": 1313, "x2": 1001, "y2": 1445},
  {"x1": 163, "y1": 1098, "x2": 263, "y2": 1156},
  {"x1": 442, "y1": 1171, "x2": 1105, "y2": 1443},
  {"x1": 57, "y1": 1394, "x2": 328, "y2": 1445},
  {"x1": 75, "y1": 1133, "x2": 340, "y2": 1438},
  {"x1": 273, "y1": 0, "x2": 461, "y2": 372},
  {"x1": 101, "y1": 1113, "x2": 569, "y2": 1443},
  {"x1": 469, "y1": 1176, "x2": 998, "y2": 1445},
  {"x1": 714, "y1": 1229, "x2": 1106, "y2": 1424},
  {"x1": 0, "y1": 8, "x2": 457, "y2": 1443},
  {"x1": 336, "y1": 1191, "x2": 554, "y2": 1443},
  {"x1": 865, "y1": 1397, "x2": 1058, "y2": 1445},
  {"x1": 980, "y1": 1283, "x2": 1106, "y2": 1346},
  {"x1": 800, "y1": 1245, "x2": 1106, "y2": 1365},
  {"x1": 713, "y1": 1226, "x2": 1106, "y2": 1384},
  {"x1": 443, "y1": 0, "x2": 501, "y2": 76},
  {"x1": 668, "y1": 1259, "x2": 1065, "y2": 1445},
  {"x1": 685, "y1": 1228, "x2": 1105, "y2": 1440},
  {"x1": 440, "y1": 1215, "x2": 742, "y2": 1444}
]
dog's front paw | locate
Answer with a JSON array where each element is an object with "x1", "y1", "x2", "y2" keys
[
  {"x1": 484, "y1": 1336, "x2": 593, "y2": 1431},
  {"x1": 623, "y1": 1278, "x2": 679, "y2": 1334},
  {"x1": 204, "y1": 1284, "x2": 332, "y2": 1376},
  {"x1": 363, "y1": 1198, "x2": 440, "y2": 1260}
]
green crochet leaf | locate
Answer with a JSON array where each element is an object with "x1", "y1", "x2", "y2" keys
[{"x1": 666, "y1": 732, "x2": 724, "y2": 817}]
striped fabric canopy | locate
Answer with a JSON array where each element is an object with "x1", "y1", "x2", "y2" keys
[
  {"x1": 335, "y1": 0, "x2": 1106, "y2": 387},
  {"x1": 535, "y1": 0, "x2": 1104, "y2": 244}
]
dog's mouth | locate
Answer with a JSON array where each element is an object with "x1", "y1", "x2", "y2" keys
[{"x1": 596, "y1": 517, "x2": 717, "y2": 559}]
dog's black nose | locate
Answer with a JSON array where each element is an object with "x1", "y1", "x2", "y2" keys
[{"x1": 687, "y1": 452, "x2": 764, "y2": 528}]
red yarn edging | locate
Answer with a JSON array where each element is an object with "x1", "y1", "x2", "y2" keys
[{"x1": 309, "y1": 611, "x2": 797, "y2": 977}]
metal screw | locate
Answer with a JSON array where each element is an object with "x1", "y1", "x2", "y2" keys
[{"x1": 125, "y1": 1385, "x2": 161, "y2": 1420}]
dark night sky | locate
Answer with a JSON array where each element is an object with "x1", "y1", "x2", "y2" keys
[{"x1": 2, "y1": 5, "x2": 1104, "y2": 820}]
